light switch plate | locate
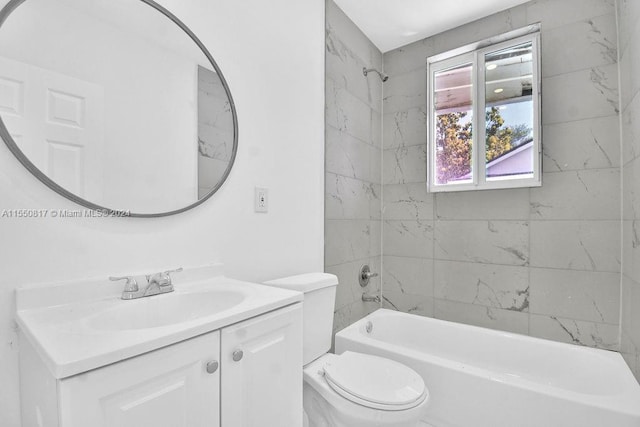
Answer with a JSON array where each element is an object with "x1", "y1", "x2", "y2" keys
[{"x1": 255, "y1": 187, "x2": 268, "y2": 213}]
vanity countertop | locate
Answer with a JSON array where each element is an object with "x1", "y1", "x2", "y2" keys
[{"x1": 15, "y1": 266, "x2": 303, "y2": 379}]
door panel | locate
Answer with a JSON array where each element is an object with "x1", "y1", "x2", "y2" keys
[
  {"x1": 0, "y1": 74, "x2": 24, "y2": 116},
  {"x1": 46, "y1": 89, "x2": 85, "y2": 128},
  {"x1": 59, "y1": 331, "x2": 220, "y2": 427},
  {"x1": 221, "y1": 304, "x2": 303, "y2": 427},
  {"x1": 0, "y1": 58, "x2": 30, "y2": 157},
  {"x1": 47, "y1": 140, "x2": 83, "y2": 195}
]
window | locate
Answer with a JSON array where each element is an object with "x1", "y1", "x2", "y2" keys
[{"x1": 427, "y1": 32, "x2": 541, "y2": 192}]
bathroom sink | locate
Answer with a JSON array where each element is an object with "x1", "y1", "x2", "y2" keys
[
  {"x1": 88, "y1": 290, "x2": 246, "y2": 330},
  {"x1": 15, "y1": 266, "x2": 304, "y2": 379}
]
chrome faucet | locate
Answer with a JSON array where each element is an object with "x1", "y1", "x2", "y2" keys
[
  {"x1": 110, "y1": 268, "x2": 183, "y2": 300},
  {"x1": 359, "y1": 264, "x2": 381, "y2": 303}
]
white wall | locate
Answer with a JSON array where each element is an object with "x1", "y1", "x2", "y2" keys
[{"x1": 0, "y1": 0, "x2": 325, "y2": 425}]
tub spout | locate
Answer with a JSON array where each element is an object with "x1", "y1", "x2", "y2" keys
[{"x1": 362, "y1": 293, "x2": 381, "y2": 303}]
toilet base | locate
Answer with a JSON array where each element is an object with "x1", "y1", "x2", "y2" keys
[{"x1": 304, "y1": 383, "x2": 426, "y2": 427}]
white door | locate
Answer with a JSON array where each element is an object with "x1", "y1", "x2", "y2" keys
[
  {"x1": 0, "y1": 57, "x2": 29, "y2": 156},
  {"x1": 0, "y1": 55, "x2": 103, "y2": 199},
  {"x1": 59, "y1": 331, "x2": 221, "y2": 427},
  {"x1": 221, "y1": 303, "x2": 303, "y2": 427}
]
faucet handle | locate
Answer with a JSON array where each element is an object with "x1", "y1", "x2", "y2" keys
[
  {"x1": 359, "y1": 265, "x2": 378, "y2": 287},
  {"x1": 109, "y1": 276, "x2": 139, "y2": 292},
  {"x1": 161, "y1": 267, "x2": 183, "y2": 286},
  {"x1": 147, "y1": 267, "x2": 183, "y2": 288}
]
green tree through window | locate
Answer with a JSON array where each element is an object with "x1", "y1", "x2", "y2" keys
[
  {"x1": 436, "y1": 107, "x2": 531, "y2": 184},
  {"x1": 435, "y1": 112, "x2": 472, "y2": 184},
  {"x1": 486, "y1": 106, "x2": 513, "y2": 162}
]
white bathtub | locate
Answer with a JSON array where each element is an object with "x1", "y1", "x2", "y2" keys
[{"x1": 335, "y1": 309, "x2": 640, "y2": 427}]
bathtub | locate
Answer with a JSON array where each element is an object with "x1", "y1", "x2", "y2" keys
[{"x1": 335, "y1": 309, "x2": 640, "y2": 427}]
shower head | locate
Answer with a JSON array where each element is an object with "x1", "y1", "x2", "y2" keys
[{"x1": 363, "y1": 67, "x2": 389, "y2": 82}]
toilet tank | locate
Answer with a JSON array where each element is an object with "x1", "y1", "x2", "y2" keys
[{"x1": 264, "y1": 273, "x2": 338, "y2": 365}]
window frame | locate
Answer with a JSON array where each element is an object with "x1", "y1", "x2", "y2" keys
[{"x1": 426, "y1": 32, "x2": 541, "y2": 193}]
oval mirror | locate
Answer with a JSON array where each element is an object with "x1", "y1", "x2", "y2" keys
[{"x1": 0, "y1": 0, "x2": 237, "y2": 216}]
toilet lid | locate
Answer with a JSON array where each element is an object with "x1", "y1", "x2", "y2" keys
[{"x1": 323, "y1": 351, "x2": 427, "y2": 410}]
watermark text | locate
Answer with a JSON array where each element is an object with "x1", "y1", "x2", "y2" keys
[{"x1": 1, "y1": 209, "x2": 131, "y2": 218}]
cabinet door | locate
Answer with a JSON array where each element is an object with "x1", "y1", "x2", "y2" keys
[
  {"x1": 59, "y1": 331, "x2": 220, "y2": 427},
  {"x1": 221, "y1": 303, "x2": 303, "y2": 427}
]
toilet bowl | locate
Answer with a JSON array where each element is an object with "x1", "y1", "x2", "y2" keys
[
  {"x1": 263, "y1": 273, "x2": 429, "y2": 427},
  {"x1": 303, "y1": 352, "x2": 429, "y2": 427}
]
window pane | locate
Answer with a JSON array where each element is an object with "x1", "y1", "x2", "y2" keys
[
  {"x1": 484, "y1": 42, "x2": 534, "y2": 181},
  {"x1": 434, "y1": 63, "x2": 473, "y2": 186}
]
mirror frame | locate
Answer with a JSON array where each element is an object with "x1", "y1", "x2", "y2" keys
[{"x1": 0, "y1": 0, "x2": 238, "y2": 217}]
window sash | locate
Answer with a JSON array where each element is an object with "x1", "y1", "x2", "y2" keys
[
  {"x1": 427, "y1": 32, "x2": 541, "y2": 193},
  {"x1": 428, "y1": 52, "x2": 477, "y2": 191}
]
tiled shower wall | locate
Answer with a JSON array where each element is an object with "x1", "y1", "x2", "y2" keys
[
  {"x1": 380, "y1": 0, "x2": 621, "y2": 349},
  {"x1": 325, "y1": 0, "x2": 625, "y2": 352},
  {"x1": 619, "y1": 0, "x2": 640, "y2": 379},
  {"x1": 324, "y1": 0, "x2": 383, "y2": 333}
]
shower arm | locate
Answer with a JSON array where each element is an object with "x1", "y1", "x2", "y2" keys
[{"x1": 362, "y1": 67, "x2": 388, "y2": 82}]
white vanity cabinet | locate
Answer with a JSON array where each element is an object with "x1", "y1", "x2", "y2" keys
[
  {"x1": 60, "y1": 331, "x2": 221, "y2": 427},
  {"x1": 19, "y1": 303, "x2": 302, "y2": 427}
]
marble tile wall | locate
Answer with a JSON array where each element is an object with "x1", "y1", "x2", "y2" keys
[
  {"x1": 325, "y1": 0, "x2": 382, "y2": 335},
  {"x1": 381, "y1": 0, "x2": 622, "y2": 350},
  {"x1": 197, "y1": 66, "x2": 235, "y2": 198},
  {"x1": 618, "y1": 0, "x2": 640, "y2": 381}
]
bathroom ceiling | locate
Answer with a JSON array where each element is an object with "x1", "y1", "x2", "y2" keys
[{"x1": 333, "y1": 0, "x2": 531, "y2": 52}]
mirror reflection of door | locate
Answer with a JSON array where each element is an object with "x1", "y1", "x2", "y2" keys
[
  {"x1": 0, "y1": 0, "x2": 236, "y2": 215},
  {"x1": 0, "y1": 55, "x2": 104, "y2": 199}
]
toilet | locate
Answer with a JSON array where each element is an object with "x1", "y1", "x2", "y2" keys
[{"x1": 264, "y1": 273, "x2": 429, "y2": 427}]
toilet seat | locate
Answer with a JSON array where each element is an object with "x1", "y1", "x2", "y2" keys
[{"x1": 322, "y1": 351, "x2": 427, "y2": 411}]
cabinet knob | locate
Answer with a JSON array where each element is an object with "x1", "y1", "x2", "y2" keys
[
  {"x1": 206, "y1": 360, "x2": 219, "y2": 374},
  {"x1": 232, "y1": 350, "x2": 243, "y2": 362}
]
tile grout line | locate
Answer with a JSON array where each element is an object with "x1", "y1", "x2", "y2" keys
[
  {"x1": 614, "y1": 0, "x2": 625, "y2": 352},
  {"x1": 379, "y1": 56, "x2": 385, "y2": 309},
  {"x1": 527, "y1": 186, "x2": 532, "y2": 336}
]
